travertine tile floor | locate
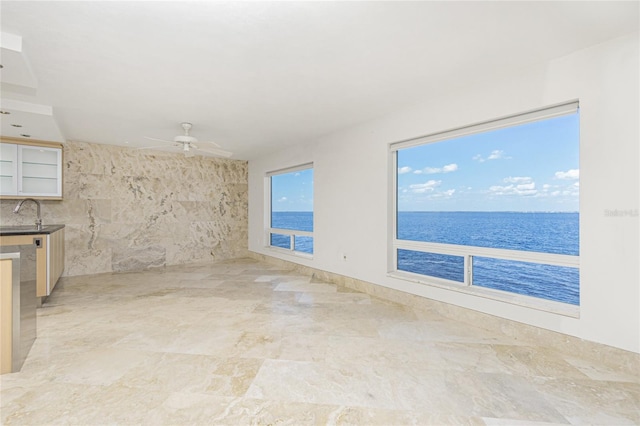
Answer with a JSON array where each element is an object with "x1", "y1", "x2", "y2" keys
[{"x1": 1, "y1": 258, "x2": 638, "y2": 425}]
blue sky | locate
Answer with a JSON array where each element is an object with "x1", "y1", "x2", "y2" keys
[
  {"x1": 271, "y1": 168, "x2": 314, "y2": 212},
  {"x1": 397, "y1": 113, "x2": 580, "y2": 212}
]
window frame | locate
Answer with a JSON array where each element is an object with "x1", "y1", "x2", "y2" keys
[
  {"x1": 388, "y1": 101, "x2": 580, "y2": 316},
  {"x1": 265, "y1": 162, "x2": 314, "y2": 258}
]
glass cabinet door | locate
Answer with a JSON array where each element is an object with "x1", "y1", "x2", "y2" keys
[
  {"x1": 0, "y1": 143, "x2": 18, "y2": 195},
  {"x1": 18, "y1": 145, "x2": 62, "y2": 197}
]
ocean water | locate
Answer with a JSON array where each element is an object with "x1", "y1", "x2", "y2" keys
[
  {"x1": 270, "y1": 211, "x2": 314, "y2": 254},
  {"x1": 270, "y1": 211, "x2": 579, "y2": 305},
  {"x1": 398, "y1": 211, "x2": 579, "y2": 256},
  {"x1": 397, "y1": 211, "x2": 579, "y2": 305}
]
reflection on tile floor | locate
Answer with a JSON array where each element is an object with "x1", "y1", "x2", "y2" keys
[{"x1": 1, "y1": 258, "x2": 639, "y2": 425}]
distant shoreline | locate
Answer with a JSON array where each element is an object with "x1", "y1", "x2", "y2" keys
[
  {"x1": 272, "y1": 211, "x2": 578, "y2": 214},
  {"x1": 397, "y1": 211, "x2": 579, "y2": 214}
]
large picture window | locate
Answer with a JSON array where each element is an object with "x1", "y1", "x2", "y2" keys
[
  {"x1": 391, "y1": 101, "x2": 580, "y2": 307},
  {"x1": 267, "y1": 163, "x2": 314, "y2": 255}
]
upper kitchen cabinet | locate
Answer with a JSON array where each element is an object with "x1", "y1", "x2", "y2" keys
[{"x1": 0, "y1": 138, "x2": 63, "y2": 199}]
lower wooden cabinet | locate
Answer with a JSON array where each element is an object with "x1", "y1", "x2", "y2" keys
[
  {"x1": 0, "y1": 227, "x2": 64, "y2": 298},
  {"x1": 47, "y1": 228, "x2": 64, "y2": 296}
]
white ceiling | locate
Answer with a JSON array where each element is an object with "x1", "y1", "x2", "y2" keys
[{"x1": 1, "y1": 1, "x2": 638, "y2": 160}]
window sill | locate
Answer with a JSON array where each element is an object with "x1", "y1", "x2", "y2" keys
[
  {"x1": 267, "y1": 246, "x2": 314, "y2": 260},
  {"x1": 387, "y1": 270, "x2": 580, "y2": 318}
]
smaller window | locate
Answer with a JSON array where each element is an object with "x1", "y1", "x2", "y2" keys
[{"x1": 267, "y1": 164, "x2": 314, "y2": 255}]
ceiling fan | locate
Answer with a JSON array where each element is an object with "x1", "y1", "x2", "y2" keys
[{"x1": 140, "y1": 122, "x2": 232, "y2": 158}]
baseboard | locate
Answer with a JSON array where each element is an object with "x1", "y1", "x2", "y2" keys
[{"x1": 249, "y1": 251, "x2": 640, "y2": 378}]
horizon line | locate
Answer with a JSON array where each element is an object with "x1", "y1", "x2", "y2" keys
[
  {"x1": 398, "y1": 210, "x2": 579, "y2": 213},
  {"x1": 273, "y1": 210, "x2": 579, "y2": 213}
]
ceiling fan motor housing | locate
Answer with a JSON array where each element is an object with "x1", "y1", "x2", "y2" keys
[
  {"x1": 174, "y1": 135, "x2": 197, "y2": 144},
  {"x1": 175, "y1": 122, "x2": 197, "y2": 147}
]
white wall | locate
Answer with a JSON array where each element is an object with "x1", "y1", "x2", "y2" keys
[{"x1": 248, "y1": 33, "x2": 640, "y2": 353}]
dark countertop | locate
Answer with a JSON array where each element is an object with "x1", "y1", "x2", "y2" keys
[{"x1": 0, "y1": 225, "x2": 65, "y2": 236}]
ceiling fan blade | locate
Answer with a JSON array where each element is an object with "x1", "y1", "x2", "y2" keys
[
  {"x1": 135, "y1": 144, "x2": 178, "y2": 150},
  {"x1": 198, "y1": 140, "x2": 222, "y2": 149},
  {"x1": 144, "y1": 136, "x2": 174, "y2": 143},
  {"x1": 141, "y1": 124, "x2": 227, "y2": 157},
  {"x1": 197, "y1": 147, "x2": 233, "y2": 158}
]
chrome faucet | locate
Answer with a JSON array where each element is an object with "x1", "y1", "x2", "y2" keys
[{"x1": 13, "y1": 198, "x2": 42, "y2": 230}]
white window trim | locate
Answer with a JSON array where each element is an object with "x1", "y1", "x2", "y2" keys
[
  {"x1": 265, "y1": 163, "x2": 314, "y2": 258},
  {"x1": 388, "y1": 101, "x2": 580, "y2": 315},
  {"x1": 387, "y1": 269, "x2": 580, "y2": 318},
  {"x1": 266, "y1": 162, "x2": 313, "y2": 177},
  {"x1": 390, "y1": 100, "x2": 578, "y2": 152}
]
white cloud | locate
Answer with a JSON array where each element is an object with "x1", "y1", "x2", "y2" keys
[
  {"x1": 277, "y1": 197, "x2": 287, "y2": 202},
  {"x1": 416, "y1": 163, "x2": 458, "y2": 174},
  {"x1": 555, "y1": 169, "x2": 579, "y2": 180},
  {"x1": 535, "y1": 183, "x2": 555, "y2": 197},
  {"x1": 489, "y1": 181, "x2": 537, "y2": 196},
  {"x1": 473, "y1": 150, "x2": 510, "y2": 162},
  {"x1": 426, "y1": 189, "x2": 456, "y2": 199},
  {"x1": 503, "y1": 176, "x2": 532, "y2": 184},
  {"x1": 409, "y1": 180, "x2": 441, "y2": 193},
  {"x1": 564, "y1": 181, "x2": 580, "y2": 197},
  {"x1": 517, "y1": 182, "x2": 535, "y2": 190},
  {"x1": 398, "y1": 166, "x2": 412, "y2": 174},
  {"x1": 488, "y1": 150, "x2": 510, "y2": 160}
]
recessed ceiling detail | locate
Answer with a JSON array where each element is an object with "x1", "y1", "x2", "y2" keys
[
  {"x1": 0, "y1": 32, "x2": 38, "y2": 91},
  {"x1": 0, "y1": 99, "x2": 65, "y2": 142},
  {"x1": 1, "y1": 32, "x2": 64, "y2": 142}
]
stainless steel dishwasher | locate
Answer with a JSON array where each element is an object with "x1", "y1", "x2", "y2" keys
[{"x1": 1, "y1": 242, "x2": 37, "y2": 373}]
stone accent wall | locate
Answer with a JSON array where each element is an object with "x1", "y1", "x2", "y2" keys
[{"x1": 0, "y1": 141, "x2": 248, "y2": 276}]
